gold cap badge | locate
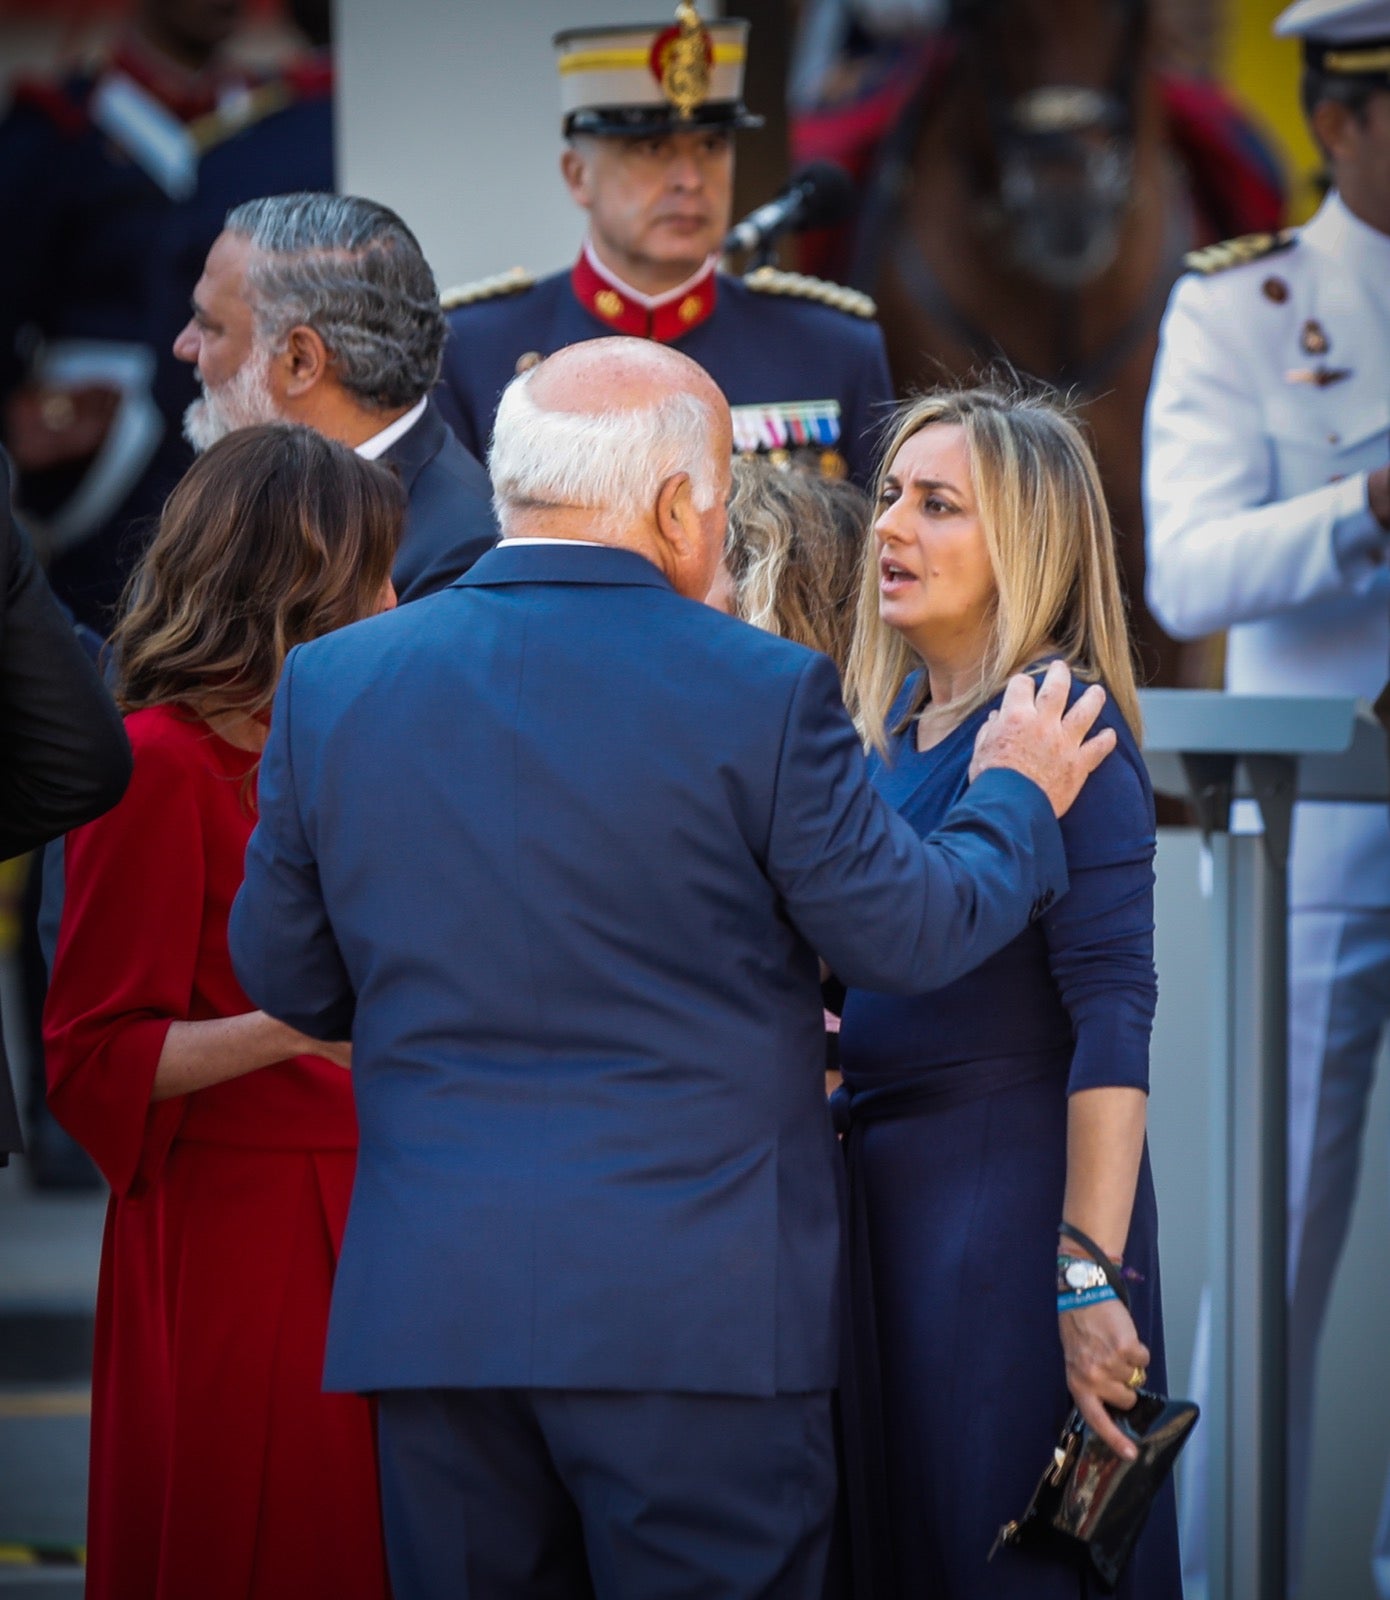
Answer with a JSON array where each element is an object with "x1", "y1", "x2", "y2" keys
[{"x1": 651, "y1": 2, "x2": 712, "y2": 120}]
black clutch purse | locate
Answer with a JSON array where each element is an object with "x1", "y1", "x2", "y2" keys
[{"x1": 990, "y1": 1225, "x2": 1199, "y2": 1591}]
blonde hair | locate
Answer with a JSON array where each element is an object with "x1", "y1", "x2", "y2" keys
[
  {"x1": 724, "y1": 459, "x2": 868, "y2": 675},
  {"x1": 843, "y1": 382, "x2": 1141, "y2": 755}
]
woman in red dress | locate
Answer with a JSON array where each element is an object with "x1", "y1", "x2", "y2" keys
[{"x1": 44, "y1": 424, "x2": 403, "y2": 1600}]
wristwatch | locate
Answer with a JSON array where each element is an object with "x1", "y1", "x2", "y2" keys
[{"x1": 1057, "y1": 1256, "x2": 1111, "y2": 1294}]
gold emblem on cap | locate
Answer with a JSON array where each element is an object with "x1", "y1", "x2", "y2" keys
[
  {"x1": 594, "y1": 289, "x2": 624, "y2": 320},
  {"x1": 659, "y1": 2, "x2": 712, "y2": 121},
  {"x1": 678, "y1": 294, "x2": 703, "y2": 324}
]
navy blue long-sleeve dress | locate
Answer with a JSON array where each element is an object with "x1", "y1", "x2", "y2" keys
[{"x1": 836, "y1": 677, "x2": 1183, "y2": 1599}]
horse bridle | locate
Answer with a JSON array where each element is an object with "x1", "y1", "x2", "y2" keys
[
  {"x1": 954, "y1": 0, "x2": 1149, "y2": 290},
  {"x1": 848, "y1": 0, "x2": 1188, "y2": 393}
]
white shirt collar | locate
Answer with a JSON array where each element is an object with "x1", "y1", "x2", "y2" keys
[
  {"x1": 582, "y1": 237, "x2": 718, "y2": 312},
  {"x1": 497, "y1": 537, "x2": 611, "y2": 547},
  {"x1": 355, "y1": 396, "x2": 429, "y2": 460},
  {"x1": 1302, "y1": 191, "x2": 1390, "y2": 292}
]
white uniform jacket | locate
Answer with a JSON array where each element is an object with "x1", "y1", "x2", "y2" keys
[{"x1": 1144, "y1": 192, "x2": 1390, "y2": 909}]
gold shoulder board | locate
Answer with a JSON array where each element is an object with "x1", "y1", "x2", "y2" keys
[
  {"x1": 742, "y1": 266, "x2": 878, "y2": 320},
  {"x1": 440, "y1": 267, "x2": 536, "y2": 311},
  {"x1": 1183, "y1": 229, "x2": 1297, "y2": 277}
]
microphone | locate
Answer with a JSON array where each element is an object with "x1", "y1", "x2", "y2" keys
[{"x1": 722, "y1": 161, "x2": 855, "y2": 258}]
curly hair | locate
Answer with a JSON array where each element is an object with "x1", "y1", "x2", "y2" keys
[
  {"x1": 723, "y1": 459, "x2": 869, "y2": 676},
  {"x1": 114, "y1": 424, "x2": 403, "y2": 724}
]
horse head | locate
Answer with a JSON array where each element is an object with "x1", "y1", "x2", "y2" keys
[{"x1": 949, "y1": 0, "x2": 1148, "y2": 289}]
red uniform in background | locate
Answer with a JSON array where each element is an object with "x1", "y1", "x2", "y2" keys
[{"x1": 44, "y1": 704, "x2": 387, "y2": 1600}]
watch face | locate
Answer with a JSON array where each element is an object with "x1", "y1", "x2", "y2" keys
[{"x1": 1064, "y1": 1260, "x2": 1098, "y2": 1291}]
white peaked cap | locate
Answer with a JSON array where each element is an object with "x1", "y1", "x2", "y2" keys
[{"x1": 1275, "y1": 0, "x2": 1390, "y2": 42}]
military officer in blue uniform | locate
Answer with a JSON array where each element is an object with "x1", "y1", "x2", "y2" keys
[
  {"x1": 0, "y1": 0, "x2": 333, "y2": 631},
  {"x1": 1144, "y1": 2, "x2": 1390, "y2": 1592},
  {"x1": 436, "y1": 2, "x2": 894, "y2": 486}
]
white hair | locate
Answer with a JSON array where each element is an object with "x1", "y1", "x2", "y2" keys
[{"x1": 488, "y1": 367, "x2": 722, "y2": 537}]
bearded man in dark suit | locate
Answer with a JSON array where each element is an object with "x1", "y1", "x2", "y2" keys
[{"x1": 175, "y1": 192, "x2": 496, "y2": 603}]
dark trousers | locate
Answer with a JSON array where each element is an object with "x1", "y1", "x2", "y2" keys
[{"x1": 375, "y1": 1386, "x2": 836, "y2": 1600}]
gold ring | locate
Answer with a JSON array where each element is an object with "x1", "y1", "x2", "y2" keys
[{"x1": 1126, "y1": 1366, "x2": 1146, "y2": 1390}]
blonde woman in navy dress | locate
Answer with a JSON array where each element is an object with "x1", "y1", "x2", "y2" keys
[{"x1": 836, "y1": 385, "x2": 1182, "y2": 1598}]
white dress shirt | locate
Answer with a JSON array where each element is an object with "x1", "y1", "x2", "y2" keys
[{"x1": 356, "y1": 396, "x2": 429, "y2": 460}]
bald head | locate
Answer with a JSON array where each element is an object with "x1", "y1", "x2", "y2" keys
[
  {"x1": 488, "y1": 337, "x2": 733, "y2": 597},
  {"x1": 528, "y1": 337, "x2": 728, "y2": 428}
]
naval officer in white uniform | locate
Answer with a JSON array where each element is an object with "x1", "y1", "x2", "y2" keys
[{"x1": 1145, "y1": 1, "x2": 1390, "y2": 1592}]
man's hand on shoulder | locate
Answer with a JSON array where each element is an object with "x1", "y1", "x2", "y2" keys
[{"x1": 968, "y1": 659, "x2": 1116, "y2": 818}]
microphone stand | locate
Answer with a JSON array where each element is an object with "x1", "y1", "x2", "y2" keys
[{"x1": 721, "y1": 231, "x2": 784, "y2": 277}]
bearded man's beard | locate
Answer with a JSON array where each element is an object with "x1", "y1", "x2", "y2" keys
[{"x1": 183, "y1": 344, "x2": 279, "y2": 452}]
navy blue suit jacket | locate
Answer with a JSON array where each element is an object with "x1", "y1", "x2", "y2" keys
[
  {"x1": 435, "y1": 269, "x2": 895, "y2": 483},
  {"x1": 381, "y1": 399, "x2": 497, "y2": 602},
  {"x1": 229, "y1": 543, "x2": 1066, "y2": 1398}
]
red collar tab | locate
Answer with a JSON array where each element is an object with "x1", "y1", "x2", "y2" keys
[
  {"x1": 283, "y1": 52, "x2": 334, "y2": 102},
  {"x1": 109, "y1": 34, "x2": 247, "y2": 123},
  {"x1": 570, "y1": 253, "x2": 718, "y2": 343}
]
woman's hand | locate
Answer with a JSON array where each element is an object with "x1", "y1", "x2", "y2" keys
[
  {"x1": 307, "y1": 1039, "x2": 352, "y2": 1070},
  {"x1": 1059, "y1": 1295, "x2": 1150, "y2": 1460}
]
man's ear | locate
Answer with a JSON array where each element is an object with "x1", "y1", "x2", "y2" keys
[
  {"x1": 1310, "y1": 98, "x2": 1354, "y2": 164},
  {"x1": 560, "y1": 144, "x2": 593, "y2": 210},
  {"x1": 280, "y1": 325, "x2": 332, "y2": 400},
  {"x1": 654, "y1": 472, "x2": 712, "y2": 597}
]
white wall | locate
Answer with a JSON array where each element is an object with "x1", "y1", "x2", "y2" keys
[{"x1": 337, "y1": 0, "x2": 700, "y2": 294}]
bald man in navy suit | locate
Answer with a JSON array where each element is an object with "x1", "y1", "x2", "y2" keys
[{"x1": 231, "y1": 338, "x2": 1114, "y2": 1600}]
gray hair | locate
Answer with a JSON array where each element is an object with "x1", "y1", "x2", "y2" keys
[
  {"x1": 223, "y1": 193, "x2": 445, "y2": 410},
  {"x1": 488, "y1": 366, "x2": 722, "y2": 537}
]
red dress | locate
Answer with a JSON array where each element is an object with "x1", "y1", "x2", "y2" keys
[{"x1": 44, "y1": 704, "x2": 389, "y2": 1600}]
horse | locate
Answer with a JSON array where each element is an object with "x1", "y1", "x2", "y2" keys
[{"x1": 793, "y1": 0, "x2": 1285, "y2": 689}]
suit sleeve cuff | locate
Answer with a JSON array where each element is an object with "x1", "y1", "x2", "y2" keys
[{"x1": 1331, "y1": 473, "x2": 1389, "y2": 589}]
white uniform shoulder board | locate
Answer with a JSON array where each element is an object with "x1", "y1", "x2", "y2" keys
[
  {"x1": 1183, "y1": 230, "x2": 1298, "y2": 277},
  {"x1": 440, "y1": 267, "x2": 536, "y2": 311},
  {"x1": 742, "y1": 266, "x2": 878, "y2": 320}
]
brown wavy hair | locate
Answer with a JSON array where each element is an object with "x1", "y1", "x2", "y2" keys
[
  {"x1": 724, "y1": 459, "x2": 869, "y2": 677},
  {"x1": 114, "y1": 423, "x2": 404, "y2": 721}
]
